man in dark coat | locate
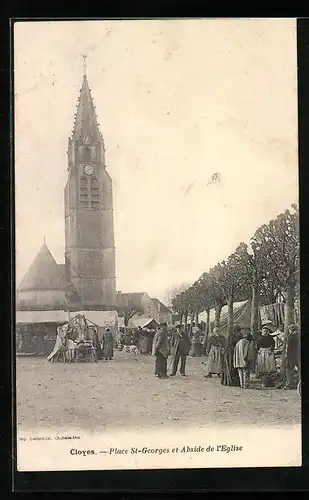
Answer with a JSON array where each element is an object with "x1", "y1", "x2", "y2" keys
[
  {"x1": 152, "y1": 324, "x2": 169, "y2": 379},
  {"x1": 170, "y1": 325, "x2": 191, "y2": 376},
  {"x1": 152, "y1": 329, "x2": 160, "y2": 376},
  {"x1": 285, "y1": 324, "x2": 300, "y2": 389}
]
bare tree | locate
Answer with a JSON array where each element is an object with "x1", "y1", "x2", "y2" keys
[
  {"x1": 195, "y1": 274, "x2": 213, "y2": 347},
  {"x1": 213, "y1": 254, "x2": 248, "y2": 336},
  {"x1": 164, "y1": 282, "x2": 191, "y2": 309},
  {"x1": 254, "y1": 205, "x2": 299, "y2": 381},
  {"x1": 171, "y1": 290, "x2": 189, "y2": 325},
  {"x1": 234, "y1": 238, "x2": 268, "y2": 339},
  {"x1": 207, "y1": 267, "x2": 226, "y2": 328}
]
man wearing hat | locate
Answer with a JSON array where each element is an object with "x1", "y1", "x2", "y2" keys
[
  {"x1": 169, "y1": 324, "x2": 191, "y2": 377},
  {"x1": 285, "y1": 324, "x2": 300, "y2": 389}
]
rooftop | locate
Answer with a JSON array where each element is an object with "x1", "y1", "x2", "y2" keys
[{"x1": 17, "y1": 243, "x2": 67, "y2": 292}]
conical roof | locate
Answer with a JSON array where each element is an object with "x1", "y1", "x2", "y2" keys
[
  {"x1": 18, "y1": 244, "x2": 66, "y2": 292},
  {"x1": 72, "y1": 74, "x2": 101, "y2": 143}
]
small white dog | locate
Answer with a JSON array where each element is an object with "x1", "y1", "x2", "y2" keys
[{"x1": 122, "y1": 345, "x2": 140, "y2": 355}]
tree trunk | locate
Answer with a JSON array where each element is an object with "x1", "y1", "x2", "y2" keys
[
  {"x1": 227, "y1": 296, "x2": 234, "y2": 336},
  {"x1": 195, "y1": 311, "x2": 199, "y2": 327},
  {"x1": 250, "y1": 284, "x2": 259, "y2": 340},
  {"x1": 179, "y1": 312, "x2": 183, "y2": 325},
  {"x1": 284, "y1": 282, "x2": 296, "y2": 332},
  {"x1": 184, "y1": 312, "x2": 188, "y2": 326},
  {"x1": 203, "y1": 308, "x2": 210, "y2": 354},
  {"x1": 190, "y1": 312, "x2": 195, "y2": 334},
  {"x1": 206, "y1": 308, "x2": 210, "y2": 336},
  {"x1": 215, "y1": 304, "x2": 222, "y2": 328},
  {"x1": 280, "y1": 281, "x2": 296, "y2": 384}
]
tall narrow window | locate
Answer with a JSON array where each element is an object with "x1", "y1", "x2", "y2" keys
[
  {"x1": 80, "y1": 177, "x2": 89, "y2": 209},
  {"x1": 91, "y1": 177, "x2": 100, "y2": 209},
  {"x1": 84, "y1": 147, "x2": 91, "y2": 161}
]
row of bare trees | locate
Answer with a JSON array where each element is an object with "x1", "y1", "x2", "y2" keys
[{"x1": 171, "y1": 204, "x2": 299, "y2": 344}]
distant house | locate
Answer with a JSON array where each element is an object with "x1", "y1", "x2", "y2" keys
[
  {"x1": 118, "y1": 292, "x2": 159, "y2": 321},
  {"x1": 117, "y1": 292, "x2": 172, "y2": 326},
  {"x1": 150, "y1": 298, "x2": 172, "y2": 325}
]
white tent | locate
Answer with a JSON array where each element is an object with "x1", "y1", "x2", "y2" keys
[
  {"x1": 118, "y1": 316, "x2": 159, "y2": 329},
  {"x1": 69, "y1": 310, "x2": 118, "y2": 343},
  {"x1": 129, "y1": 316, "x2": 159, "y2": 329},
  {"x1": 198, "y1": 301, "x2": 248, "y2": 324},
  {"x1": 198, "y1": 300, "x2": 253, "y2": 337},
  {"x1": 68, "y1": 310, "x2": 118, "y2": 328},
  {"x1": 16, "y1": 310, "x2": 69, "y2": 324}
]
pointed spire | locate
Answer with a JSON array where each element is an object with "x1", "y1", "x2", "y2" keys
[
  {"x1": 71, "y1": 56, "x2": 102, "y2": 143},
  {"x1": 82, "y1": 53, "x2": 87, "y2": 76}
]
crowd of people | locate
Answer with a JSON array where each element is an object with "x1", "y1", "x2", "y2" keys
[
  {"x1": 59, "y1": 317, "x2": 300, "y2": 391},
  {"x1": 150, "y1": 322, "x2": 301, "y2": 390}
]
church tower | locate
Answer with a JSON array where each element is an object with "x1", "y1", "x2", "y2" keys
[{"x1": 64, "y1": 60, "x2": 117, "y2": 310}]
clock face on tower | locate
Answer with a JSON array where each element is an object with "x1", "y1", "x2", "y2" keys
[{"x1": 84, "y1": 164, "x2": 94, "y2": 176}]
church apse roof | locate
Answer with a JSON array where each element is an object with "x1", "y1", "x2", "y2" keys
[{"x1": 17, "y1": 243, "x2": 67, "y2": 292}]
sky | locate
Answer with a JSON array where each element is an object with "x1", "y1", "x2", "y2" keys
[{"x1": 14, "y1": 19, "x2": 298, "y2": 302}]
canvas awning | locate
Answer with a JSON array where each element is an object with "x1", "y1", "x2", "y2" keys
[
  {"x1": 118, "y1": 317, "x2": 125, "y2": 328},
  {"x1": 16, "y1": 310, "x2": 69, "y2": 324},
  {"x1": 118, "y1": 316, "x2": 159, "y2": 329},
  {"x1": 128, "y1": 316, "x2": 159, "y2": 329},
  {"x1": 198, "y1": 300, "x2": 248, "y2": 324},
  {"x1": 197, "y1": 300, "x2": 253, "y2": 337},
  {"x1": 68, "y1": 310, "x2": 118, "y2": 328}
]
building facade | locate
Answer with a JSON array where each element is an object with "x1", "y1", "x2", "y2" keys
[
  {"x1": 118, "y1": 292, "x2": 172, "y2": 325},
  {"x1": 150, "y1": 298, "x2": 173, "y2": 325}
]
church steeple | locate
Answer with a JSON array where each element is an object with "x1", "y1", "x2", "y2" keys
[
  {"x1": 65, "y1": 57, "x2": 116, "y2": 310},
  {"x1": 72, "y1": 59, "x2": 102, "y2": 144}
]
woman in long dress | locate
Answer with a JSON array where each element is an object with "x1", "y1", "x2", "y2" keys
[
  {"x1": 205, "y1": 327, "x2": 226, "y2": 378},
  {"x1": 256, "y1": 325, "x2": 276, "y2": 387},
  {"x1": 139, "y1": 328, "x2": 151, "y2": 354},
  {"x1": 221, "y1": 325, "x2": 241, "y2": 386},
  {"x1": 102, "y1": 328, "x2": 114, "y2": 360}
]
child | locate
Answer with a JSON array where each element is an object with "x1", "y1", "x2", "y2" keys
[{"x1": 233, "y1": 328, "x2": 250, "y2": 389}]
